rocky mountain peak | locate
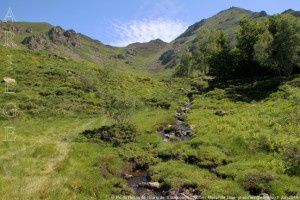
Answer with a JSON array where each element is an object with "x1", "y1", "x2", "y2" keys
[{"x1": 282, "y1": 9, "x2": 300, "y2": 17}]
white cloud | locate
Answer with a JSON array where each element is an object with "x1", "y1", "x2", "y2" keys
[{"x1": 111, "y1": 18, "x2": 187, "y2": 47}]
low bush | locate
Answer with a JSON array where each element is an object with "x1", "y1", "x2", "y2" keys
[
  {"x1": 183, "y1": 146, "x2": 228, "y2": 169},
  {"x1": 82, "y1": 123, "x2": 138, "y2": 146},
  {"x1": 239, "y1": 170, "x2": 273, "y2": 195},
  {"x1": 144, "y1": 97, "x2": 171, "y2": 109},
  {"x1": 283, "y1": 143, "x2": 300, "y2": 176}
]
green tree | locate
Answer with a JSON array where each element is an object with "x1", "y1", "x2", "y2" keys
[
  {"x1": 235, "y1": 19, "x2": 266, "y2": 77},
  {"x1": 255, "y1": 14, "x2": 300, "y2": 76},
  {"x1": 176, "y1": 51, "x2": 192, "y2": 77},
  {"x1": 254, "y1": 31, "x2": 274, "y2": 68},
  {"x1": 191, "y1": 29, "x2": 220, "y2": 74},
  {"x1": 209, "y1": 33, "x2": 233, "y2": 81}
]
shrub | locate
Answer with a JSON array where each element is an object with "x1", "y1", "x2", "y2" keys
[
  {"x1": 283, "y1": 143, "x2": 300, "y2": 176},
  {"x1": 104, "y1": 95, "x2": 136, "y2": 123},
  {"x1": 183, "y1": 146, "x2": 228, "y2": 169},
  {"x1": 145, "y1": 97, "x2": 171, "y2": 109},
  {"x1": 82, "y1": 123, "x2": 138, "y2": 146},
  {"x1": 240, "y1": 170, "x2": 273, "y2": 195}
]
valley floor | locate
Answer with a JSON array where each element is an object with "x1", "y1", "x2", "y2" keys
[{"x1": 0, "y1": 76, "x2": 299, "y2": 200}]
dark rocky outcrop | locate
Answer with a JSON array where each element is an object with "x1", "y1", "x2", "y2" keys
[
  {"x1": 48, "y1": 27, "x2": 80, "y2": 47},
  {"x1": 252, "y1": 11, "x2": 268, "y2": 18},
  {"x1": 113, "y1": 49, "x2": 137, "y2": 60},
  {"x1": 63, "y1": 29, "x2": 80, "y2": 46},
  {"x1": 159, "y1": 49, "x2": 179, "y2": 67},
  {"x1": 48, "y1": 26, "x2": 64, "y2": 44},
  {"x1": 126, "y1": 48, "x2": 137, "y2": 56},
  {"x1": 114, "y1": 54, "x2": 128, "y2": 59},
  {"x1": 22, "y1": 34, "x2": 50, "y2": 50},
  {"x1": 283, "y1": 9, "x2": 300, "y2": 17},
  {"x1": 22, "y1": 26, "x2": 80, "y2": 50}
]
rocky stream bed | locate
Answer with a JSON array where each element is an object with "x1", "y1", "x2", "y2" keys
[{"x1": 125, "y1": 94, "x2": 197, "y2": 199}]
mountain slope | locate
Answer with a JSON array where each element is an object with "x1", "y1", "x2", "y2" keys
[
  {"x1": 158, "y1": 7, "x2": 268, "y2": 68},
  {"x1": 0, "y1": 22, "x2": 122, "y2": 65},
  {"x1": 0, "y1": 44, "x2": 183, "y2": 118},
  {"x1": 0, "y1": 22, "x2": 168, "y2": 71}
]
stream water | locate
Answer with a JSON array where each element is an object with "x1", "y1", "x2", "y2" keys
[
  {"x1": 126, "y1": 170, "x2": 164, "y2": 198},
  {"x1": 160, "y1": 98, "x2": 194, "y2": 142},
  {"x1": 127, "y1": 98, "x2": 193, "y2": 199},
  {"x1": 127, "y1": 95, "x2": 195, "y2": 199}
]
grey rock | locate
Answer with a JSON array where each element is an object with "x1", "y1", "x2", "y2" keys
[
  {"x1": 123, "y1": 173, "x2": 133, "y2": 179},
  {"x1": 25, "y1": 27, "x2": 32, "y2": 33},
  {"x1": 22, "y1": 34, "x2": 50, "y2": 50},
  {"x1": 114, "y1": 54, "x2": 127, "y2": 59},
  {"x1": 261, "y1": 193, "x2": 271, "y2": 200},
  {"x1": 159, "y1": 49, "x2": 178, "y2": 66},
  {"x1": 138, "y1": 182, "x2": 160, "y2": 189},
  {"x1": 126, "y1": 49, "x2": 137, "y2": 56}
]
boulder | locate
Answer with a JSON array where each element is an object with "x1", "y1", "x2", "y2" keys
[
  {"x1": 126, "y1": 49, "x2": 137, "y2": 56},
  {"x1": 138, "y1": 182, "x2": 160, "y2": 189},
  {"x1": 123, "y1": 173, "x2": 133, "y2": 179},
  {"x1": 148, "y1": 182, "x2": 160, "y2": 189},
  {"x1": 114, "y1": 54, "x2": 127, "y2": 59},
  {"x1": 3, "y1": 77, "x2": 16, "y2": 84},
  {"x1": 25, "y1": 27, "x2": 32, "y2": 33},
  {"x1": 202, "y1": 76, "x2": 214, "y2": 81},
  {"x1": 190, "y1": 125, "x2": 195, "y2": 130},
  {"x1": 261, "y1": 193, "x2": 271, "y2": 200}
]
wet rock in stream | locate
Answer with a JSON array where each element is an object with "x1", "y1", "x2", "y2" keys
[
  {"x1": 160, "y1": 101, "x2": 194, "y2": 142},
  {"x1": 126, "y1": 171, "x2": 163, "y2": 198}
]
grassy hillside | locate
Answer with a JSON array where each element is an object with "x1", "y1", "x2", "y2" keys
[
  {"x1": 1, "y1": 47, "x2": 299, "y2": 198},
  {"x1": 0, "y1": 45, "x2": 187, "y2": 118},
  {"x1": 0, "y1": 21, "x2": 168, "y2": 73},
  {"x1": 0, "y1": 21, "x2": 128, "y2": 66},
  {"x1": 0, "y1": 44, "x2": 190, "y2": 199},
  {"x1": 0, "y1": 7, "x2": 299, "y2": 200}
]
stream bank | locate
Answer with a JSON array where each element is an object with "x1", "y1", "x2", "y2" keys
[
  {"x1": 125, "y1": 90, "x2": 201, "y2": 199},
  {"x1": 159, "y1": 93, "x2": 195, "y2": 142}
]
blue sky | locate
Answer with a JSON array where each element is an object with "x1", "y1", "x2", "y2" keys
[{"x1": 1, "y1": 0, "x2": 299, "y2": 46}]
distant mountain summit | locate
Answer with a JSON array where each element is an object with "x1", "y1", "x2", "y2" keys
[
  {"x1": 283, "y1": 9, "x2": 300, "y2": 17},
  {"x1": 159, "y1": 7, "x2": 272, "y2": 68},
  {"x1": 0, "y1": 7, "x2": 298, "y2": 72},
  {"x1": 176, "y1": 7, "x2": 253, "y2": 41},
  {"x1": 127, "y1": 39, "x2": 167, "y2": 55}
]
